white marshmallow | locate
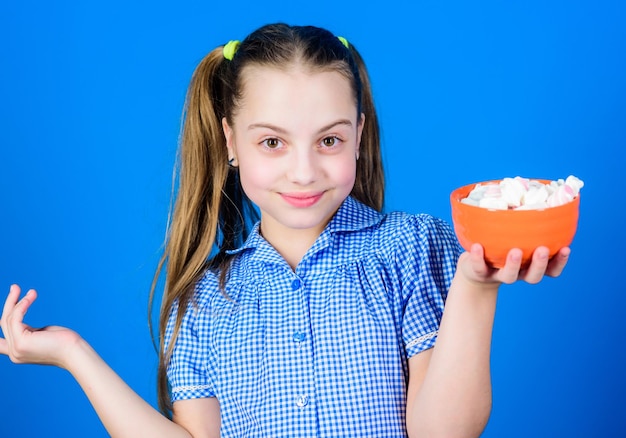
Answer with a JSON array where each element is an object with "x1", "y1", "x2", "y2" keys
[
  {"x1": 479, "y1": 196, "x2": 509, "y2": 210},
  {"x1": 523, "y1": 185, "x2": 549, "y2": 205},
  {"x1": 565, "y1": 175, "x2": 585, "y2": 196},
  {"x1": 547, "y1": 184, "x2": 575, "y2": 207},
  {"x1": 461, "y1": 175, "x2": 584, "y2": 210}
]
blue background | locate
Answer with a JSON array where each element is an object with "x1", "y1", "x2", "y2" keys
[{"x1": 1, "y1": 1, "x2": 625, "y2": 436}]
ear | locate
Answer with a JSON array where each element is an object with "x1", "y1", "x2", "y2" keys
[
  {"x1": 356, "y1": 112, "x2": 365, "y2": 160},
  {"x1": 222, "y1": 117, "x2": 236, "y2": 161}
]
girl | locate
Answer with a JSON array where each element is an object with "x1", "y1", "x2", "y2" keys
[{"x1": 0, "y1": 23, "x2": 569, "y2": 437}]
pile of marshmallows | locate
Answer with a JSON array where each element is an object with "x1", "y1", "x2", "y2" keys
[{"x1": 461, "y1": 175, "x2": 584, "y2": 210}]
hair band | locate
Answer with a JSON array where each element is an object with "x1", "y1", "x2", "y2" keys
[
  {"x1": 223, "y1": 40, "x2": 240, "y2": 61},
  {"x1": 337, "y1": 36, "x2": 349, "y2": 49}
]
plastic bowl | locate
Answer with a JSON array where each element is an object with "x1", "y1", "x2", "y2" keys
[{"x1": 450, "y1": 179, "x2": 580, "y2": 268}]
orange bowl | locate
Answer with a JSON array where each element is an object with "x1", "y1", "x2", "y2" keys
[{"x1": 450, "y1": 179, "x2": 580, "y2": 268}]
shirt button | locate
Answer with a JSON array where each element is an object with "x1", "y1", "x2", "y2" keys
[
  {"x1": 291, "y1": 279, "x2": 301, "y2": 290},
  {"x1": 296, "y1": 394, "x2": 309, "y2": 408},
  {"x1": 293, "y1": 331, "x2": 306, "y2": 343}
]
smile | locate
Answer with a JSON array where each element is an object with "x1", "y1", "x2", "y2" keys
[{"x1": 280, "y1": 192, "x2": 324, "y2": 208}]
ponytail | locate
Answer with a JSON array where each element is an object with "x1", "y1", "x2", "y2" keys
[
  {"x1": 150, "y1": 47, "x2": 230, "y2": 417},
  {"x1": 349, "y1": 45, "x2": 385, "y2": 212}
]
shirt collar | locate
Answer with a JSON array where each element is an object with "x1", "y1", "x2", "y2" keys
[
  {"x1": 226, "y1": 196, "x2": 382, "y2": 257},
  {"x1": 326, "y1": 195, "x2": 382, "y2": 233}
]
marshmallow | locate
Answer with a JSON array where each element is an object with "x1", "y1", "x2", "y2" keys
[
  {"x1": 500, "y1": 177, "x2": 528, "y2": 208},
  {"x1": 479, "y1": 196, "x2": 509, "y2": 210},
  {"x1": 565, "y1": 175, "x2": 585, "y2": 196},
  {"x1": 547, "y1": 184, "x2": 575, "y2": 207},
  {"x1": 462, "y1": 175, "x2": 584, "y2": 210},
  {"x1": 523, "y1": 185, "x2": 549, "y2": 205}
]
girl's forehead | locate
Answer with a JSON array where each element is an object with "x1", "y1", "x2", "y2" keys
[
  {"x1": 236, "y1": 65, "x2": 356, "y2": 113},
  {"x1": 240, "y1": 64, "x2": 349, "y2": 86}
]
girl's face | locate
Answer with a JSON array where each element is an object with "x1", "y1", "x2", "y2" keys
[{"x1": 223, "y1": 65, "x2": 364, "y2": 244}]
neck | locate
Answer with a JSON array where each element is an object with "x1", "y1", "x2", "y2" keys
[{"x1": 260, "y1": 226, "x2": 321, "y2": 270}]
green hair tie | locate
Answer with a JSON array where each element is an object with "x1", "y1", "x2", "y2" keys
[
  {"x1": 337, "y1": 36, "x2": 349, "y2": 49},
  {"x1": 223, "y1": 40, "x2": 240, "y2": 61}
]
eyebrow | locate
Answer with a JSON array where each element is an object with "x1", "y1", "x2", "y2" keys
[{"x1": 247, "y1": 119, "x2": 353, "y2": 134}]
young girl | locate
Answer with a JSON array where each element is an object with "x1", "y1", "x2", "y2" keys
[{"x1": 0, "y1": 23, "x2": 569, "y2": 437}]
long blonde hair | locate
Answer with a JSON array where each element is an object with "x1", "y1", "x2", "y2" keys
[{"x1": 150, "y1": 23, "x2": 385, "y2": 416}]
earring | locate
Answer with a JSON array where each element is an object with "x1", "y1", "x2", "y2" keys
[{"x1": 228, "y1": 157, "x2": 236, "y2": 167}]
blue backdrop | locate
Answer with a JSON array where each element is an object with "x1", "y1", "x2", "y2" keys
[{"x1": 2, "y1": 1, "x2": 625, "y2": 436}]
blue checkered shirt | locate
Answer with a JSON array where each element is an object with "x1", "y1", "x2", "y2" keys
[{"x1": 165, "y1": 196, "x2": 462, "y2": 437}]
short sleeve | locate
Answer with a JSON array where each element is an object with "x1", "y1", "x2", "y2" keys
[
  {"x1": 164, "y1": 293, "x2": 215, "y2": 402},
  {"x1": 395, "y1": 214, "x2": 463, "y2": 357}
]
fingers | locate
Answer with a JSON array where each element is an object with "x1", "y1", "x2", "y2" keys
[
  {"x1": 2, "y1": 284, "x2": 23, "y2": 321},
  {"x1": 2, "y1": 286, "x2": 37, "y2": 324},
  {"x1": 497, "y1": 248, "x2": 524, "y2": 284},
  {"x1": 1, "y1": 285, "x2": 37, "y2": 338},
  {"x1": 1, "y1": 285, "x2": 39, "y2": 362},
  {"x1": 520, "y1": 246, "x2": 551, "y2": 284},
  {"x1": 516, "y1": 246, "x2": 570, "y2": 283},
  {"x1": 1, "y1": 285, "x2": 22, "y2": 358},
  {"x1": 459, "y1": 245, "x2": 571, "y2": 289},
  {"x1": 468, "y1": 243, "x2": 490, "y2": 275},
  {"x1": 545, "y1": 247, "x2": 571, "y2": 278},
  {"x1": 462, "y1": 244, "x2": 521, "y2": 285}
]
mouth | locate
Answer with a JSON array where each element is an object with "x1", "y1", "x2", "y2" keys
[{"x1": 280, "y1": 192, "x2": 324, "y2": 208}]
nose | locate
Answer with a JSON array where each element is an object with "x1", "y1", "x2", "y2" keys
[{"x1": 286, "y1": 146, "x2": 318, "y2": 185}]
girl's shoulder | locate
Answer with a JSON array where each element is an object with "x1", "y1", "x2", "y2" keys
[
  {"x1": 334, "y1": 197, "x2": 461, "y2": 259},
  {"x1": 190, "y1": 268, "x2": 222, "y2": 309},
  {"x1": 374, "y1": 210, "x2": 463, "y2": 275},
  {"x1": 193, "y1": 257, "x2": 259, "y2": 305},
  {"x1": 334, "y1": 196, "x2": 452, "y2": 236},
  {"x1": 375, "y1": 208, "x2": 457, "y2": 245},
  {"x1": 381, "y1": 209, "x2": 448, "y2": 228}
]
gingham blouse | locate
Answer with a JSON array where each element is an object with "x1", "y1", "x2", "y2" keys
[{"x1": 165, "y1": 196, "x2": 462, "y2": 437}]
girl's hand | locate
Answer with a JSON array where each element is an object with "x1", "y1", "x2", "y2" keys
[
  {"x1": 457, "y1": 244, "x2": 571, "y2": 288},
  {"x1": 0, "y1": 284, "x2": 81, "y2": 369}
]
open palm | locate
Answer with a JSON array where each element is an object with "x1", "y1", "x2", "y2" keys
[{"x1": 0, "y1": 285, "x2": 80, "y2": 369}]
